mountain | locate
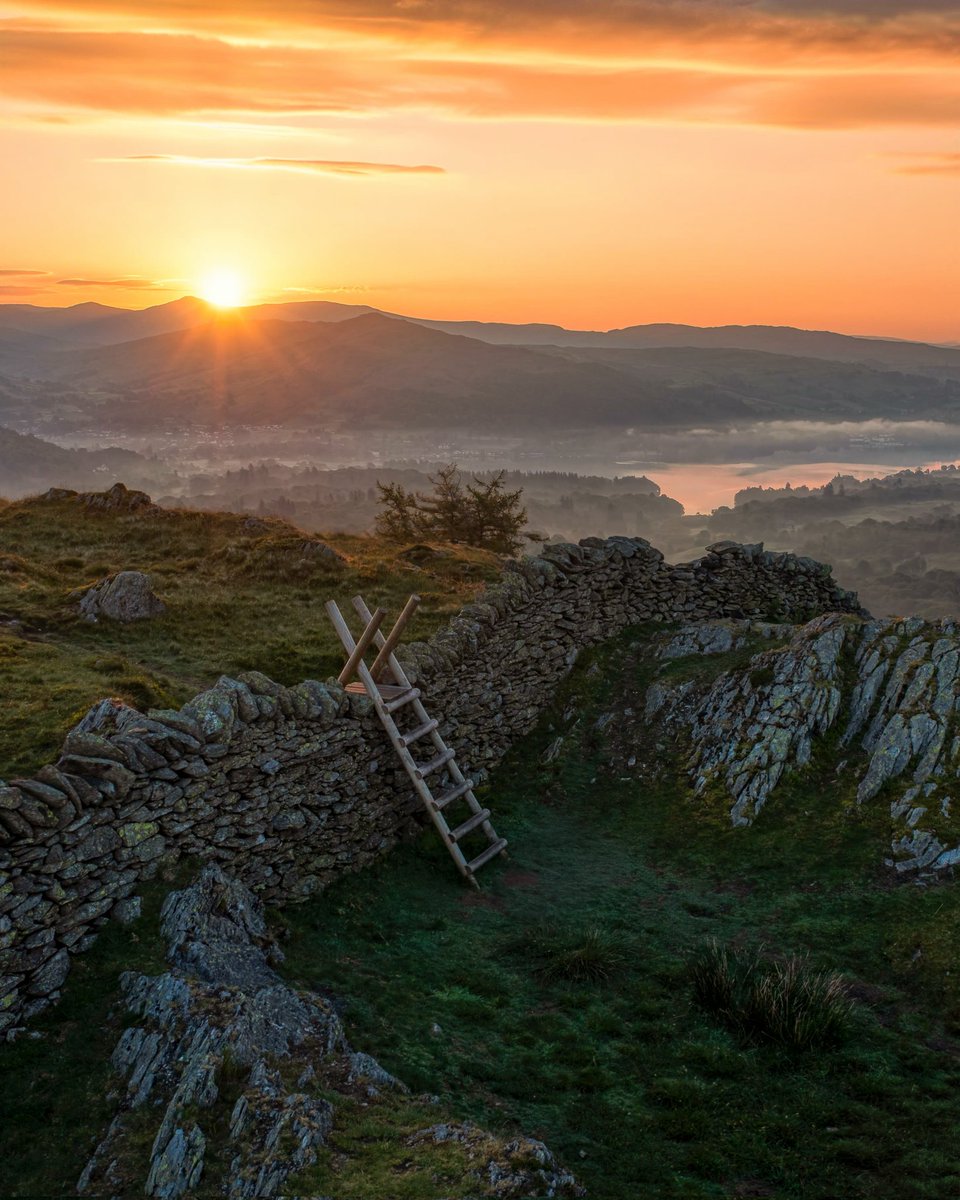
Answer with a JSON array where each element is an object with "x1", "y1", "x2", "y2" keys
[
  {"x1": 24, "y1": 311, "x2": 960, "y2": 433},
  {"x1": 0, "y1": 297, "x2": 215, "y2": 350},
  {"x1": 411, "y1": 318, "x2": 960, "y2": 374},
  {"x1": 2, "y1": 297, "x2": 958, "y2": 378}
]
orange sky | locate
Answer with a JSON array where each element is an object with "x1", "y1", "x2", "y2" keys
[{"x1": 1, "y1": 1, "x2": 959, "y2": 340}]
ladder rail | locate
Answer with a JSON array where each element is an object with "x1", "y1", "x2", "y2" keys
[
  {"x1": 325, "y1": 600, "x2": 474, "y2": 882},
  {"x1": 350, "y1": 595, "x2": 500, "y2": 847}
]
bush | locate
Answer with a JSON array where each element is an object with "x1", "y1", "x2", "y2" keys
[
  {"x1": 376, "y1": 464, "x2": 527, "y2": 554},
  {"x1": 691, "y1": 939, "x2": 853, "y2": 1050},
  {"x1": 506, "y1": 923, "x2": 628, "y2": 984}
]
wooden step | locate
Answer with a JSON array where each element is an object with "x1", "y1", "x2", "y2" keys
[
  {"x1": 399, "y1": 719, "x2": 439, "y2": 748},
  {"x1": 383, "y1": 687, "x2": 421, "y2": 714},
  {"x1": 414, "y1": 748, "x2": 456, "y2": 779},
  {"x1": 449, "y1": 808, "x2": 491, "y2": 843},
  {"x1": 345, "y1": 681, "x2": 407, "y2": 699},
  {"x1": 466, "y1": 838, "x2": 508, "y2": 874},
  {"x1": 433, "y1": 779, "x2": 474, "y2": 811}
]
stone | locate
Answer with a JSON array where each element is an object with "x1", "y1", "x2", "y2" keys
[
  {"x1": 78, "y1": 867, "x2": 579, "y2": 1199},
  {"x1": 78, "y1": 571, "x2": 166, "y2": 624}
]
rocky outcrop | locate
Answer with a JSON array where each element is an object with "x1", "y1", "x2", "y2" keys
[
  {"x1": 78, "y1": 570, "x2": 166, "y2": 623},
  {"x1": 650, "y1": 613, "x2": 960, "y2": 876},
  {"x1": 36, "y1": 482, "x2": 158, "y2": 514},
  {"x1": 0, "y1": 535, "x2": 862, "y2": 1035},
  {"x1": 77, "y1": 866, "x2": 580, "y2": 1199}
]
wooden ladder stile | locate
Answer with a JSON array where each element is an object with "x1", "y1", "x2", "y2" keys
[{"x1": 324, "y1": 593, "x2": 508, "y2": 886}]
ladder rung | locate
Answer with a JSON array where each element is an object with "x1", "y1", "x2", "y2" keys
[
  {"x1": 449, "y1": 808, "x2": 491, "y2": 842},
  {"x1": 433, "y1": 779, "x2": 474, "y2": 810},
  {"x1": 400, "y1": 719, "x2": 439, "y2": 748},
  {"x1": 415, "y1": 748, "x2": 456, "y2": 779},
  {"x1": 466, "y1": 838, "x2": 508, "y2": 874},
  {"x1": 384, "y1": 687, "x2": 421, "y2": 714}
]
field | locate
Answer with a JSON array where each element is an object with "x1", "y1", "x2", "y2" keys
[
  {"x1": 4, "y1": 626, "x2": 960, "y2": 1197},
  {"x1": 0, "y1": 489, "x2": 502, "y2": 778}
]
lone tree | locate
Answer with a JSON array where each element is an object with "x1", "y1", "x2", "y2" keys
[{"x1": 375, "y1": 465, "x2": 527, "y2": 554}]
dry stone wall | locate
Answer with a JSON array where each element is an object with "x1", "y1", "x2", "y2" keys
[{"x1": 0, "y1": 537, "x2": 862, "y2": 1034}]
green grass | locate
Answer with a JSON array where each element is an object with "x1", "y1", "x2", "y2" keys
[
  {"x1": 0, "y1": 492, "x2": 502, "y2": 777},
  {"x1": 7, "y1": 591, "x2": 960, "y2": 1196},
  {"x1": 271, "y1": 630, "x2": 960, "y2": 1200}
]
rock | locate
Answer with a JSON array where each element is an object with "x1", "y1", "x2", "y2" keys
[
  {"x1": 78, "y1": 571, "x2": 165, "y2": 623},
  {"x1": 79, "y1": 482, "x2": 158, "y2": 513},
  {"x1": 78, "y1": 867, "x2": 579, "y2": 1199},
  {"x1": 112, "y1": 896, "x2": 142, "y2": 926},
  {"x1": 659, "y1": 620, "x2": 750, "y2": 659}
]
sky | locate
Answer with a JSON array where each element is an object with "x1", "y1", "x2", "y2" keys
[{"x1": 1, "y1": 1, "x2": 959, "y2": 340}]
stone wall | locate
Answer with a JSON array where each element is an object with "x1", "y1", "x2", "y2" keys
[{"x1": 0, "y1": 537, "x2": 863, "y2": 1034}]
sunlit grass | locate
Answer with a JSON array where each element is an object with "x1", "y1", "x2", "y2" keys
[{"x1": 0, "y1": 493, "x2": 502, "y2": 776}]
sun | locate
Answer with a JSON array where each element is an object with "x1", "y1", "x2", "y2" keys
[{"x1": 198, "y1": 268, "x2": 246, "y2": 309}]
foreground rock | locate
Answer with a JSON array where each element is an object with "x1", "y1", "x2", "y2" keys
[
  {"x1": 646, "y1": 614, "x2": 960, "y2": 876},
  {"x1": 77, "y1": 866, "x2": 581, "y2": 1199},
  {"x1": 78, "y1": 570, "x2": 166, "y2": 623}
]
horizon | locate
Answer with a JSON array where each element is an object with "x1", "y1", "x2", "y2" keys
[
  {"x1": 1, "y1": 292, "x2": 955, "y2": 347},
  {"x1": 3, "y1": 3, "x2": 960, "y2": 342}
]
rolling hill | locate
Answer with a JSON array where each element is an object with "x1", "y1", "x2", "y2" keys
[{"x1": 23, "y1": 311, "x2": 957, "y2": 432}]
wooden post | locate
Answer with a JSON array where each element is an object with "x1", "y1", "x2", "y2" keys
[
  {"x1": 368, "y1": 593, "x2": 420, "y2": 683},
  {"x1": 337, "y1": 604, "x2": 387, "y2": 684}
]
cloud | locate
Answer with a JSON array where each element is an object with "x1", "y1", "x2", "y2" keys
[
  {"x1": 56, "y1": 276, "x2": 180, "y2": 289},
  {"x1": 894, "y1": 152, "x2": 960, "y2": 175},
  {"x1": 117, "y1": 154, "x2": 445, "y2": 176},
  {"x1": 0, "y1": 269, "x2": 48, "y2": 276},
  {"x1": 4, "y1": 5, "x2": 960, "y2": 130},
  {"x1": 0, "y1": 284, "x2": 49, "y2": 296}
]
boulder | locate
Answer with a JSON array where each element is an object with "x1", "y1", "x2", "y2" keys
[{"x1": 78, "y1": 571, "x2": 165, "y2": 623}]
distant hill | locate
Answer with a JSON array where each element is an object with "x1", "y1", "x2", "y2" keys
[
  {"x1": 0, "y1": 426, "x2": 146, "y2": 497},
  {"x1": 2, "y1": 297, "x2": 959, "y2": 377},
  {"x1": 412, "y1": 318, "x2": 960, "y2": 374},
  {"x1": 15, "y1": 312, "x2": 960, "y2": 432}
]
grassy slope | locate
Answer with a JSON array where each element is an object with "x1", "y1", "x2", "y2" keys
[
  {"x1": 5, "y1": 569, "x2": 960, "y2": 1195},
  {"x1": 275, "y1": 632, "x2": 960, "y2": 1200},
  {"x1": 0, "y1": 493, "x2": 501, "y2": 778}
]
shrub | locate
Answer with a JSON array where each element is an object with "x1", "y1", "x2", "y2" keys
[
  {"x1": 507, "y1": 923, "x2": 628, "y2": 984},
  {"x1": 691, "y1": 939, "x2": 853, "y2": 1050}
]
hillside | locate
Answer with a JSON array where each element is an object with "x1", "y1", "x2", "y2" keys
[
  {"x1": 6, "y1": 611, "x2": 960, "y2": 1197},
  {"x1": 5, "y1": 297, "x2": 960, "y2": 376},
  {"x1": 0, "y1": 426, "x2": 149, "y2": 496},
  {"x1": 5, "y1": 311, "x2": 959, "y2": 433},
  {"x1": 0, "y1": 484, "x2": 502, "y2": 777}
]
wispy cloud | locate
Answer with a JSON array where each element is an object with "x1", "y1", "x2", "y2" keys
[
  {"x1": 3, "y1": 4, "x2": 960, "y2": 131},
  {"x1": 0, "y1": 284, "x2": 49, "y2": 296},
  {"x1": 56, "y1": 276, "x2": 181, "y2": 289},
  {"x1": 894, "y1": 152, "x2": 960, "y2": 175},
  {"x1": 0, "y1": 268, "x2": 48, "y2": 277},
  {"x1": 116, "y1": 154, "x2": 445, "y2": 176}
]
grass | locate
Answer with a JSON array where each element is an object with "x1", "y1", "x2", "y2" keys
[
  {"x1": 691, "y1": 940, "x2": 854, "y2": 1050},
  {"x1": 0, "y1": 490, "x2": 502, "y2": 777},
  {"x1": 269, "y1": 629, "x2": 960, "y2": 1200},
  {"x1": 7, "y1": 569, "x2": 960, "y2": 1195}
]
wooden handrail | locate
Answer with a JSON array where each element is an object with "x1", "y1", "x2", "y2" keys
[{"x1": 368, "y1": 593, "x2": 420, "y2": 682}]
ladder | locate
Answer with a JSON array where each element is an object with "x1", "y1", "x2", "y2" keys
[{"x1": 324, "y1": 593, "x2": 508, "y2": 887}]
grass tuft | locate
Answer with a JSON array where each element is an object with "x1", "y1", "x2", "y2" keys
[
  {"x1": 691, "y1": 939, "x2": 853, "y2": 1050},
  {"x1": 505, "y1": 922, "x2": 629, "y2": 984}
]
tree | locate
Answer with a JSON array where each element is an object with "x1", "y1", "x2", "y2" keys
[
  {"x1": 464, "y1": 471, "x2": 527, "y2": 554},
  {"x1": 375, "y1": 464, "x2": 527, "y2": 553},
  {"x1": 375, "y1": 481, "x2": 423, "y2": 540}
]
